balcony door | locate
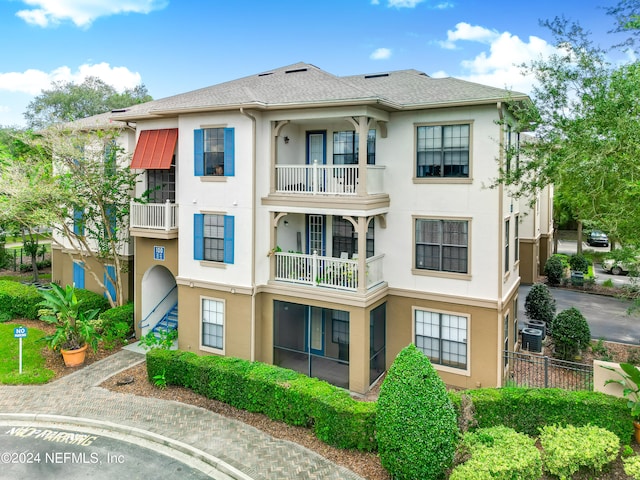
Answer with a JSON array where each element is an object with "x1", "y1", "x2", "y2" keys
[
  {"x1": 306, "y1": 131, "x2": 326, "y2": 165},
  {"x1": 306, "y1": 214, "x2": 325, "y2": 256}
]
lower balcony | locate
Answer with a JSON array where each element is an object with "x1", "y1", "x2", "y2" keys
[
  {"x1": 129, "y1": 200, "x2": 179, "y2": 239},
  {"x1": 274, "y1": 251, "x2": 384, "y2": 292}
]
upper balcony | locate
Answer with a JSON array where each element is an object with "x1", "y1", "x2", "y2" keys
[
  {"x1": 129, "y1": 200, "x2": 179, "y2": 239},
  {"x1": 275, "y1": 162, "x2": 385, "y2": 196}
]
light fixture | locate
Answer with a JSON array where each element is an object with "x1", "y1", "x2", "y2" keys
[
  {"x1": 283, "y1": 136, "x2": 290, "y2": 144},
  {"x1": 283, "y1": 220, "x2": 289, "y2": 226}
]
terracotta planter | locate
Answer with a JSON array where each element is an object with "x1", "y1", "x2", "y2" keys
[
  {"x1": 60, "y1": 344, "x2": 88, "y2": 367},
  {"x1": 634, "y1": 421, "x2": 640, "y2": 444}
]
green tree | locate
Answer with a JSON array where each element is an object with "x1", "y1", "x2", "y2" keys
[
  {"x1": 497, "y1": 15, "x2": 640, "y2": 247},
  {"x1": 0, "y1": 126, "x2": 140, "y2": 306},
  {"x1": 24, "y1": 76, "x2": 152, "y2": 130}
]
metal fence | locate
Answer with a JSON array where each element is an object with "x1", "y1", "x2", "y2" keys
[{"x1": 504, "y1": 350, "x2": 594, "y2": 391}]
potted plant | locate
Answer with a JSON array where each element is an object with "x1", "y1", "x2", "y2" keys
[
  {"x1": 39, "y1": 283, "x2": 101, "y2": 367},
  {"x1": 603, "y1": 362, "x2": 640, "y2": 443}
]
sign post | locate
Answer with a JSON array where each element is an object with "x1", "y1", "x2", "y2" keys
[{"x1": 14, "y1": 326, "x2": 27, "y2": 374}]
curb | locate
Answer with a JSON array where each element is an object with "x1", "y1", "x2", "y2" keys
[{"x1": 0, "y1": 413, "x2": 253, "y2": 480}]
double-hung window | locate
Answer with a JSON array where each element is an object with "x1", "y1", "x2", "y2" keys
[
  {"x1": 332, "y1": 129, "x2": 376, "y2": 165},
  {"x1": 415, "y1": 219, "x2": 468, "y2": 273},
  {"x1": 194, "y1": 214, "x2": 235, "y2": 264},
  {"x1": 147, "y1": 157, "x2": 176, "y2": 203},
  {"x1": 194, "y1": 127, "x2": 235, "y2": 176},
  {"x1": 332, "y1": 217, "x2": 374, "y2": 258},
  {"x1": 202, "y1": 298, "x2": 224, "y2": 351},
  {"x1": 505, "y1": 219, "x2": 510, "y2": 273},
  {"x1": 415, "y1": 309, "x2": 468, "y2": 370},
  {"x1": 416, "y1": 124, "x2": 469, "y2": 178}
]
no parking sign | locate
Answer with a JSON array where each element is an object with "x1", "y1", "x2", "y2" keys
[{"x1": 14, "y1": 326, "x2": 27, "y2": 374}]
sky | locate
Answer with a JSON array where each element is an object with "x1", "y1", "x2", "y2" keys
[{"x1": 0, "y1": 0, "x2": 632, "y2": 127}]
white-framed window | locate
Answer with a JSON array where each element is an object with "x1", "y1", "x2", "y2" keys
[
  {"x1": 193, "y1": 213, "x2": 234, "y2": 264},
  {"x1": 201, "y1": 297, "x2": 225, "y2": 352},
  {"x1": 415, "y1": 218, "x2": 468, "y2": 273},
  {"x1": 194, "y1": 127, "x2": 235, "y2": 176},
  {"x1": 414, "y1": 308, "x2": 468, "y2": 371},
  {"x1": 505, "y1": 218, "x2": 510, "y2": 273},
  {"x1": 514, "y1": 215, "x2": 520, "y2": 262},
  {"x1": 416, "y1": 124, "x2": 470, "y2": 178}
]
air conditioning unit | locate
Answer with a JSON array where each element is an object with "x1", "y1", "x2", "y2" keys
[
  {"x1": 525, "y1": 319, "x2": 546, "y2": 339},
  {"x1": 521, "y1": 328, "x2": 543, "y2": 353}
]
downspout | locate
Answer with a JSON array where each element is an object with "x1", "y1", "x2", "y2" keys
[
  {"x1": 496, "y1": 101, "x2": 505, "y2": 388},
  {"x1": 241, "y1": 107, "x2": 257, "y2": 362}
]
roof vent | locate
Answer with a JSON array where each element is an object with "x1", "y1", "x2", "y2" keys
[
  {"x1": 364, "y1": 73, "x2": 389, "y2": 79},
  {"x1": 258, "y1": 72, "x2": 274, "y2": 77},
  {"x1": 285, "y1": 68, "x2": 308, "y2": 74},
  {"x1": 111, "y1": 109, "x2": 127, "y2": 113}
]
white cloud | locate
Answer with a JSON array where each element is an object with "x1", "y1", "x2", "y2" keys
[
  {"x1": 15, "y1": 0, "x2": 168, "y2": 28},
  {"x1": 439, "y1": 22, "x2": 500, "y2": 49},
  {"x1": 371, "y1": 0, "x2": 380, "y2": 4},
  {"x1": 370, "y1": 48, "x2": 392, "y2": 60},
  {"x1": 0, "y1": 63, "x2": 142, "y2": 95},
  {"x1": 387, "y1": 0, "x2": 425, "y2": 7},
  {"x1": 436, "y1": 24, "x2": 557, "y2": 94}
]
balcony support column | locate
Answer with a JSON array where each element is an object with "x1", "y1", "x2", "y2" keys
[{"x1": 348, "y1": 307, "x2": 370, "y2": 394}]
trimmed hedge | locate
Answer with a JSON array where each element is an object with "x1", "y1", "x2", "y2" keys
[
  {"x1": 98, "y1": 302, "x2": 134, "y2": 330},
  {"x1": 449, "y1": 387, "x2": 634, "y2": 444},
  {"x1": 74, "y1": 288, "x2": 110, "y2": 315},
  {"x1": 146, "y1": 349, "x2": 376, "y2": 450},
  {"x1": 0, "y1": 280, "x2": 41, "y2": 319},
  {"x1": 539, "y1": 424, "x2": 619, "y2": 478},
  {"x1": 450, "y1": 426, "x2": 542, "y2": 480}
]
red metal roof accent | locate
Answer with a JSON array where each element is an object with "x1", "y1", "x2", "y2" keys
[{"x1": 130, "y1": 128, "x2": 178, "y2": 169}]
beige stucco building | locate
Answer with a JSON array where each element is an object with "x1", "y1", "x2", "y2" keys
[{"x1": 54, "y1": 63, "x2": 552, "y2": 394}]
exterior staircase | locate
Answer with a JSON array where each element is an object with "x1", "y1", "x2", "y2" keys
[{"x1": 150, "y1": 303, "x2": 178, "y2": 339}]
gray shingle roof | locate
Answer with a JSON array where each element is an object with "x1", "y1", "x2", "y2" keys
[{"x1": 110, "y1": 62, "x2": 528, "y2": 120}]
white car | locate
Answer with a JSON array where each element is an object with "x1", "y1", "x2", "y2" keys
[{"x1": 602, "y1": 258, "x2": 636, "y2": 275}]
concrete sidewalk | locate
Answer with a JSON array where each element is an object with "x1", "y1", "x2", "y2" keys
[{"x1": 0, "y1": 350, "x2": 365, "y2": 480}]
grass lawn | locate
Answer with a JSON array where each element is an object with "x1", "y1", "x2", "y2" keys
[{"x1": 0, "y1": 322, "x2": 54, "y2": 384}]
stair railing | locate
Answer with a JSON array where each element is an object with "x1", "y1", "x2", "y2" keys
[{"x1": 139, "y1": 284, "x2": 178, "y2": 329}]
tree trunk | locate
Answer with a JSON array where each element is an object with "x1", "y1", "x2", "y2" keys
[{"x1": 576, "y1": 221, "x2": 583, "y2": 255}]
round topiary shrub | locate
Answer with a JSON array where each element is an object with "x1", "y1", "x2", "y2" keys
[
  {"x1": 569, "y1": 254, "x2": 590, "y2": 274},
  {"x1": 551, "y1": 307, "x2": 591, "y2": 360},
  {"x1": 544, "y1": 255, "x2": 565, "y2": 286},
  {"x1": 524, "y1": 283, "x2": 556, "y2": 326},
  {"x1": 376, "y1": 344, "x2": 459, "y2": 480}
]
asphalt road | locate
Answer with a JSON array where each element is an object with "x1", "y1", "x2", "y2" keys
[
  {"x1": 518, "y1": 285, "x2": 640, "y2": 345},
  {"x1": 0, "y1": 423, "x2": 224, "y2": 480}
]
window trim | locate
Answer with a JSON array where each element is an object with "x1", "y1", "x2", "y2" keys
[
  {"x1": 412, "y1": 306, "x2": 470, "y2": 376},
  {"x1": 200, "y1": 296, "x2": 225, "y2": 354},
  {"x1": 194, "y1": 127, "x2": 235, "y2": 177},
  {"x1": 505, "y1": 218, "x2": 510, "y2": 274},
  {"x1": 413, "y1": 120, "x2": 473, "y2": 183},
  {"x1": 194, "y1": 213, "x2": 235, "y2": 264},
  {"x1": 514, "y1": 214, "x2": 520, "y2": 265},
  {"x1": 412, "y1": 215, "x2": 472, "y2": 279}
]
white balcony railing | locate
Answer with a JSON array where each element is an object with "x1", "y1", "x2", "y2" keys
[
  {"x1": 130, "y1": 200, "x2": 178, "y2": 231},
  {"x1": 275, "y1": 163, "x2": 385, "y2": 195},
  {"x1": 274, "y1": 251, "x2": 384, "y2": 292}
]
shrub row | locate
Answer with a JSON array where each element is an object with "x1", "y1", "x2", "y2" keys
[
  {"x1": 0, "y1": 280, "x2": 41, "y2": 319},
  {"x1": 449, "y1": 387, "x2": 634, "y2": 443},
  {"x1": 146, "y1": 349, "x2": 376, "y2": 451},
  {"x1": 450, "y1": 426, "x2": 542, "y2": 480},
  {"x1": 539, "y1": 424, "x2": 619, "y2": 478},
  {"x1": 0, "y1": 280, "x2": 111, "y2": 321}
]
